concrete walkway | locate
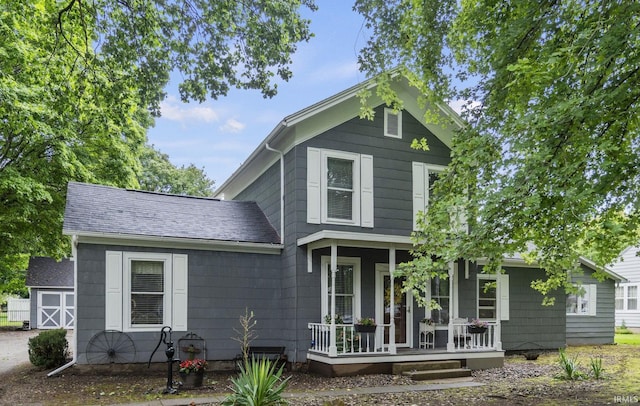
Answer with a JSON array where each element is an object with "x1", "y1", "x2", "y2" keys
[
  {"x1": 0, "y1": 329, "x2": 39, "y2": 374},
  {"x1": 117, "y1": 379, "x2": 484, "y2": 406}
]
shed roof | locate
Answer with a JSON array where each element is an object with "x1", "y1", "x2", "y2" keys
[
  {"x1": 63, "y1": 182, "x2": 281, "y2": 245},
  {"x1": 26, "y1": 257, "x2": 74, "y2": 288}
]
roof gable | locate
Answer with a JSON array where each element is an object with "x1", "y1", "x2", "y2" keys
[
  {"x1": 214, "y1": 75, "x2": 463, "y2": 199},
  {"x1": 26, "y1": 257, "x2": 74, "y2": 288},
  {"x1": 63, "y1": 182, "x2": 281, "y2": 245}
]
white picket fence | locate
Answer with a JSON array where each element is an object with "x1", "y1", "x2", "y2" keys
[{"x1": 7, "y1": 298, "x2": 30, "y2": 322}]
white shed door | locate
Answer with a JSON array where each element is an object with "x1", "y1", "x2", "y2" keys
[{"x1": 38, "y1": 292, "x2": 75, "y2": 329}]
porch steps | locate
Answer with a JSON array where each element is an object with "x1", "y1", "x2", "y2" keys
[{"x1": 393, "y1": 360, "x2": 472, "y2": 381}]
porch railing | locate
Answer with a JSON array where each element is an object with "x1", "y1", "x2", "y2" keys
[
  {"x1": 308, "y1": 323, "x2": 390, "y2": 356},
  {"x1": 451, "y1": 320, "x2": 499, "y2": 351}
]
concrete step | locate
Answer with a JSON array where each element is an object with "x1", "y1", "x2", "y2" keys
[
  {"x1": 402, "y1": 367, "x2": 472, "y2": 381},
  {"x1": 392, "y1": 360, "x2": 462, "y2": 375}
]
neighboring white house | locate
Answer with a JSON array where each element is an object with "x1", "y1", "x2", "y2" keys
[{"x1": 612, "y1": 246, "x2": 640, "y2": 328}]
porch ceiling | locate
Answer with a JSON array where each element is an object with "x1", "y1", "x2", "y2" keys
[{"x1": 297, "y1": 230, "x2": 413, "y2": 250}]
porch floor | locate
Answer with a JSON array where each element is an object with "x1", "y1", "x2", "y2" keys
[{"x1": 306, "y1": 347, "x2": 504, "y2": 377}]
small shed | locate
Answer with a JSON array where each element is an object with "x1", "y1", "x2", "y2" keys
[{"x1": 25, "y1": 257, "x2": 75, "y2": 329}]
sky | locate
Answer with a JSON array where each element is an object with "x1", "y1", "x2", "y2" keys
[{"x1": 146, "y1": 2, "x2": 372, "y2": 187}]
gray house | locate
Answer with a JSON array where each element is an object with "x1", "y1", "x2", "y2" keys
[
  {"x1": 25, "y1": 257, "x2": 75, "y2": 329},
  {"x1": 63, "y1": 76, "x2": 619, "y2": 376},
  {"x1": 566, "y1": 258, "x2": 625, "y2": 345}
]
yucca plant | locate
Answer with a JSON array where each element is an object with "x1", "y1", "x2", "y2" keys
[
  {"x1": 590, "y1": 356, "x2": 604, "y2": 379},
  {"x1": 557, "y1": 348, "x2": 585, "y2": 380},
  {"x1": 223, "y1": 357, "x2": 290, "y2": 406}
]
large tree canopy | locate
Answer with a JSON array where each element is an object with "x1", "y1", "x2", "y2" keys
[
  {"x1": 0, "y1": 0, "x2": 315, "y2": 264},
  {"x1": 138, "y1": 144, "x2": 215, "y2": 197},
  {"x1": 355, "y1": 0, "x2": 640, "y2": 302}
]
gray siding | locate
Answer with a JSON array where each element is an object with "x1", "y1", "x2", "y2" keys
[
  {"x1": 76, "y1": 243, "x2": 285, "y2": 365},
  {"x1": 502, "y1": 267, "x2": 566, "y2": 350},
  {"x1": 460, "y1": 264, "x2": 566, "y2": 351},
  {"x1": 235, "y1": 161, "x2": 282, "y2": 237},
  {"x1": 566, "y1": 265, "x2": 616, "y2": 345},
  {"x1": 294, "y1": 105, "x2": 451, "y2": 238}
]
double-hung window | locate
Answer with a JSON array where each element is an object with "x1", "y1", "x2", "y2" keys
[
  {"x1": 477, "y1": 275, "x2": 497, "y2": 320},
  {"x1": 412, "y1": 162, "x2": 445, "y2": 231},
  {"x1": 429, "y1": 276, "x2": 449, "y2": 325},
  {"x1": 106, "y1": 251, "x2": 188, "y2": 332},
  {"x1": 384, "y1": 108, "x2": 402, "y2": 138},
  {"x1": 321, "y1": 257, "x2": 361, "y2": 324},
  {"x1": 566, "y1": 284, "x2": 597, "y2": 316},
  {"x1": 307, "y1": 148, "x2": 373, "y2": 227},
  {"x1": 616, "y1": 284, "x2": 638, "y2": 311}
]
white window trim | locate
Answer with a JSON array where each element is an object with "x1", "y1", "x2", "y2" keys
[
  {"x1": 321, "y1": 150, "x2": 361, "y2": 225},
  {"x1": 616, "y1": 283, "x2": 639, "y2": 312},
  {"x1": 307, "y1": 147, "x2": 374, "y2": 228},
  {"x1": 477, "y1": 274, "x2": 498, "y2": 322},
  {"x1": 106, "y1": 251, "x2": 188, "y2": 332},
  {"x1": 412, "y1": 162, "x2": 447, "y2": 231},
  {"x1": 320, "y1": 256, "x2": 361, "y2": 323},
  {"x1": 384, "y1": 108, "x2": 402, "y2": 138},
  {"x1": 567, "y1": 284, "x2": 597, "y2": 316},
  {"x1": 123, "y1": 252, "x2": 172, "y2": 332}
]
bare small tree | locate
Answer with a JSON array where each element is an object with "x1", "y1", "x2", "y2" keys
[{"x1": 232, "y1": 308, "x2": 258, "y2": 366}]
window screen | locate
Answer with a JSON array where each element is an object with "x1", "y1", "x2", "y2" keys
[
  {"x1": 130, "y1": 260, "x2": 164, "y2": 325},
  {"x1": 327, "y1": 157, "x2": 354, "y2": 220}
]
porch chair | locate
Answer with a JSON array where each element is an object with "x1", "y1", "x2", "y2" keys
[
  {"x1": 452, "y1": 317, "x2": 471, "y2": 349},
  {"x1": 419, "y1": 321, "x2": 435, "y2": 349}
]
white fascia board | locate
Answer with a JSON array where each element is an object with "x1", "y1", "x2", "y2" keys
[
  {"x1": 475, "y1": 255, "x2": 628, "y2": 282},
  {"x1": 67, "y1": 231, "x2": 283, "y2": 255},
  {"x1": 215, "y1": 75, "x2": 463, "y2": 199},
  {"x1": 297, "y1": 230, "x2": 413, "y2": 249},
  {"x1": 579, "y1": 256, "x2": 627, "y2": 282}
]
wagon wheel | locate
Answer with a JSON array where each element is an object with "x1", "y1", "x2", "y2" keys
[{"x1": 86, "y1": 330, "x2": 136, "y2": 364}]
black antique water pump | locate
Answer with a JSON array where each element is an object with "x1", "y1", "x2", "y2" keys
[{"x1": 148, "y1": 326, "x2": 179, "y2": 394}]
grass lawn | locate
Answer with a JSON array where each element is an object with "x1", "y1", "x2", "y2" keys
[
  {"x1": 0, "y1": 312, "x2": 23, "y2": 328},
  {"x1": 615, "y1": 332, "x2": 640, "y2": 345}
]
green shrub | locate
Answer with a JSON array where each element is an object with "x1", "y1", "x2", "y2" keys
[
  {"x1": 223, "y1": 357, "x2": 290, "y2": 406},
  {"x1": 28, "y1": 329, "x2": 69, "y2": 369}
]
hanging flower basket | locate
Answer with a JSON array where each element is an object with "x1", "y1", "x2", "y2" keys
[
  {"x1": 355, "y1": 325, "x2": 376, "y2": 333},
  {"x1": 467, "y1": 325, "x2": 487, "y2": 334}
]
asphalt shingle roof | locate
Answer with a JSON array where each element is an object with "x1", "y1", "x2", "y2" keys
[
  {"x1": 63, "y1": 182, "x2": 281, "y2": 245},
  {"x1": 25, "y1": 257, "x2": 74, "y2": 288}
]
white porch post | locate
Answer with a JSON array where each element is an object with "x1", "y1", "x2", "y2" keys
[
  {"x1": 495, "y1": 273, "x2": 503, "y2": 351},
  {"x1": 446, "y1": 261, "x2": 456, "y2": 352},
  {"x1": 329, "y1": 241, "x2": 338, "y2": 356},
  {"x1": 388, "y1": 247, "x2": 397, "y2": 354}
]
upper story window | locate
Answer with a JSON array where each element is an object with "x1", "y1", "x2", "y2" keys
[
  {"x1": 307, "y1": 147, "x2": 373, "y2": 228},
  {"x1": 412, "y1": 162, "x2": 446, "y2": 231},
  {"x1": 106, "y1": 251, "x2": 188, "y2": 332},
  {"x1": 326, "y1": 156, "x2": 356, "y2": 220},
  {"x1": 384, "y1": 108, "x2": 402, "y2": 138},
  {"x1": 566, "y1": 284, "x2": 597, "y2": 316}
]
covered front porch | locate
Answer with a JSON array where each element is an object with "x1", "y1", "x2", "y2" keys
[{"x1": 298, "y1": 231, "x2": 506, "y2": 374}]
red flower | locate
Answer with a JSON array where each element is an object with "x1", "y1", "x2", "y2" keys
[{"x1": 179, "y1": 358, "x2": 207, "y2": 374}]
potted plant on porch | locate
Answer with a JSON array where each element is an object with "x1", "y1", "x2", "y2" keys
[
  {"x1": 179, "y1": 358, "x2": 207, "y2": 388},
  {"x1": 354, "y1": 317, "x2": 377, "y2": 333}
]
